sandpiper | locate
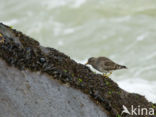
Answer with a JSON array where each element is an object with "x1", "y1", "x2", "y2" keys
[{"x1": 85, "y1": 57, "x2": 127, "y2": 77}]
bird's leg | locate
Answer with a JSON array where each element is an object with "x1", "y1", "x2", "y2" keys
[
  {"x1": 0, "y1": 33, "x2": 5, "y2": 43},
  {"x1": 103, "y1": 72, "x2": 112, "y2": 78},
  {"x1": 103, "y1": 73, "x2": 109, "y2": 78}
]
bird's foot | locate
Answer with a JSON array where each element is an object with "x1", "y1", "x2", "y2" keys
[
  {"x1": 103, "y1": 72, "x2": 112, "y2": 78},
  {"x1": 0, "y1": 33, "x2": 5, "y2": 43},
  {"x1": 103, "y1": 73, "x2": 109, "y2": 78}
]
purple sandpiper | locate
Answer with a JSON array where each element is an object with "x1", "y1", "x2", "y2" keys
[{"x1": 85, "y1": 57, "x2": 127, "y2": 77}]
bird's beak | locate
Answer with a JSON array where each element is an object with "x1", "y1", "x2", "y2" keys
[{"x1": 85, "y1": 62, "x2": 88, "y2": 65}]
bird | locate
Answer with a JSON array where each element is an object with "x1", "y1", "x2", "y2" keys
[{"x1": 85, "y1": 57, "x2": 127, "y2": 77}]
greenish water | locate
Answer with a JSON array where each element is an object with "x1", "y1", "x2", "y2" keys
[{"x1": 1, "y1": 0, "x2": 156, "y2": 102}]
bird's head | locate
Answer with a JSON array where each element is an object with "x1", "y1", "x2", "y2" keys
[{"x1": 85, "y1": 57, "x2": 96, "y2": 65}]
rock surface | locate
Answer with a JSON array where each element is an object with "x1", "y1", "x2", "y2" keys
[
  {"x1": 0, "y1": 59, "x2": 107, "y2": 117},
  {"x1": 0, "y1": 23, "x2": 155, "y2": 117}
]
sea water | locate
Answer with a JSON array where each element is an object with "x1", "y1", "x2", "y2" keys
[{"x1": 1, "y1": 0, "x2": 156, "y2": 103}]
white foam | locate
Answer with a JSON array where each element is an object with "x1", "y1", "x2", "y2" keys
[
  {"x1": 145, "y1": 51, "x2": 156, "y2": 60},
  {"x1": 42, "y1": 0, "x2": 67, "y2": 9},
  {"x1": 3, "y1": 19, "x2": 18, "y2": 26},
  {"x1": 63, "y1": 28, "x2": 75, "y2": 34},
  {"x1": 117, "y1": 78, "x2": 156, "y2": 103},
  {"x1": 72, "y1": 0, "x2": 86, "y2": 8},
  {"x1": 136, "y1": 33, "x2": 148, "y2": 41},
  {"x1": 134, "y1": 65, "x2": 156, "y2": 77},
  {"x1": 111, "y1": 16, "x2": 131, "y2": 22},
  {"x1": 42, "y1": 0, "x2": 86, "y2": 9},
  {"x1": 57, "y1": 40, "x2": 64, "y2": 46}
]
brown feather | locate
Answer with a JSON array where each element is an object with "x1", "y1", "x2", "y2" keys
[{"x1": 86, "y1": 56, "x2": 127, "y2": 73}]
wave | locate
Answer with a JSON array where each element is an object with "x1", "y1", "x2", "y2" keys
[{"x1": 117, "y1": 78, "x2": 156, "y2": 103}]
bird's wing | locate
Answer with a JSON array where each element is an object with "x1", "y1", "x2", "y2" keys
[
  {"x1": 98, "y1": 57, "x2": 126, "y2": 70},
  {"x1": 98, "y1": 57, "x2": 114, "y2": 62},
  {"x1": 97, "y1": 57, "x2": 119, "y2": 70},
  {"x1": 103, "y1": 60, "x2": 117, "y2": 70},
  {"x1": 104, "y1": 61, "x2": 116, "y2": 66}
]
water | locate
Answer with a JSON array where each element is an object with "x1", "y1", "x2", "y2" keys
[{"x1": 1, "y1": 0, "x2": 156, "y2": 103}]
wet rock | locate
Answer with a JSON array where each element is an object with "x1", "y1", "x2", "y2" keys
[{"x1": 0, "y1": 58, "x2": 109, "y2": 117}]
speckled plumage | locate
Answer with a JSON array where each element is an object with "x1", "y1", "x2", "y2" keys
[{"x1": 86, "y1": 57, "x2": 127, "y2": 73}]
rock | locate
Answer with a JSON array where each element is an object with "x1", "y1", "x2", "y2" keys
[
  {"x1": 0, "y1": 23, "x2": 155, "y2": 117},
  {"x1": 0, "y1": 59, "x2": 108, "y2": 117}
]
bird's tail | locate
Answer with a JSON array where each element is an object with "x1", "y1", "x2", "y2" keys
[{"x1": 116, "y1": 65, "x2": 127, "y2": 69}]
